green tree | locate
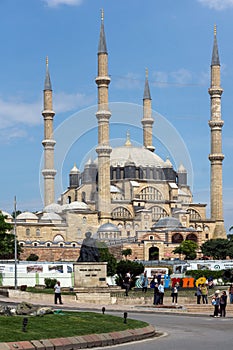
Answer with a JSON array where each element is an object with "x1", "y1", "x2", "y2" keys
[
  {"x1": 173, "y1": 240, "x2": 198, "y2": 260},
  {"x1": 121, "y1": 248, "x2": 132, "y2": 259},
  {"x1": 97, "y1": 242, "x2": 117, "y2": 276},
  {"x1": 116, "y1": 260, "x2": 144, "y2": 287},
  {"x1": 26, "y1": 253, "x2": 39, "y2": 261},
  {"x1": 11, "y1": 210, "x2": 22, "y2": 219},
  {"x1": 0, "y1": 211, "x2": 22, "y2": 259},
  {"x1": 201, "y1": 238, "x2": 229, "y2": 259}
]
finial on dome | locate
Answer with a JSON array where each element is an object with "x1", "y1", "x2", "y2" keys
[
  {"x1": 101, "y1": 8, "x2": 104, "y2": 22},
  {"x1": 145, "y1": 67, "x2": 148, "y2": 79},
  {"x1": 46, "y1": 56, "x2": 49, "y2": 66},
  {"x1": 125, "y1": 131, "x2": 132, "y2": 146},
  {"x1": 214, "y1": 24, "x2": 217, "y2": 36}
]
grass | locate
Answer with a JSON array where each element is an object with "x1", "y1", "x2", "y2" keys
[{"x1": 0, "y1": 312, "x2": 148, "y2": 342}]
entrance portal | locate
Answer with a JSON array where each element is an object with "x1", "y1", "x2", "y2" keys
[{"x1": 149, "y1": 246, "x2": 159, "y2": 260}]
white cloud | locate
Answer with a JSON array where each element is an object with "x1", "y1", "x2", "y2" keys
[
  {"x1": 43, "y1": 0, "x2": 83, "y2": 7},
  {"x1": 170, "y1": 69, "x2": 192, "y2": 85},
  {"x1": 198, "y1": 0, "x2": 233, "y2": 10},
  {"x1": 0, "y1": 91, "x2": 94, "y2": 133},
  {"x1": 54, "y1": 91, "x2": 95, "y2": 113},
  {"x1": 0, "y1": 98, "x2": 42, "y2": 128},
  {"x1": 114, "y1": 73, "x2": 141, "y2": 90}
]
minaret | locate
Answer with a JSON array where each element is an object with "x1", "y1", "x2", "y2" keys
[
  {"x1": 42, "y1": 57, "x2": 57, "y2": 207},
  {"x1": 141, "y1": 68, "x2": 155, "y2": 152},
  {"x1": 208, "y1": 25, "x2": 226, "y2": 238},
  {"x1": 95, "y1": 10, "x2": 112, "y2": 220}
]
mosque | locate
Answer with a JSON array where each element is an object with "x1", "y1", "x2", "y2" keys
[{"x1": 3, "y1": 15, "x2": 226, "y2": 262}]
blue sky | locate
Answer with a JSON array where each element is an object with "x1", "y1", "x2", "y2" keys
[{"x1": 0, "y1": 0, "x2": 232, "y2": 231}]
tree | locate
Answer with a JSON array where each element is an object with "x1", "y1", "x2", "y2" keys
[
  {"x1": 173, "y1": 240, "x2": 198, "y2": 260},
  {"x1": 97, "y1": 242, "x2": 117, "y2": 276},
  {"x1": 11, "y1": 210, "x2": 22, "y2": 219},
  {"x1": 0, "y1": 211, "x2": 22, "y2": 259},
  {"x1": 121, "y1": 248, "x2": 132, "y2": 260},
  {"x1": 201, "y1": 238, "x2": 229, "y2": 260},
  {"x1": 116, "y1": 260, "x2": 144, "y2": 287}
]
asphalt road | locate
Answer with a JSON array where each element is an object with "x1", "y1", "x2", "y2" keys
[{"x1": 99, "y1": 311, "x2": 232, "y2": 350}]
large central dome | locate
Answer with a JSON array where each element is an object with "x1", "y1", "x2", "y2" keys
[{"x1": 110, "y1": 145, "x2": 166, "y2": 168}]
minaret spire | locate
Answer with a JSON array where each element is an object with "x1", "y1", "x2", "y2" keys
[
  {"x1": 95, "y1": 10, "x2": 112, "y2": 221},
  {"x1": 208, "y1": 25, "x2": 226, "y2": 238},
  {"x1": 141, "y1": 68, "x2": 155, "y2": 152},
  {"x1": 42, "y1": 56, "x2": 57, "y2": 207}
]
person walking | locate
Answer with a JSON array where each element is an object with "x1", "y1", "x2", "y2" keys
[
  {"x1": 220, "y1": 290, "x2": 227, "y2": 317},
  {"x1": 158, "y1": 280, "x2": 165, "y2": 305},
  {"x1": 54, "y1": 281, "x2": 63, "y2": 305},
  {"x1": 201, "y1": 283, "x2": 208, "y2": 304},
  {"x1": 123, "y1": 272, "x2": 131, "y2": 296},
  {"x1": 228, "y1": 283, "x2": 233, "y2": 304},
  {"x1": 153, "y1": 283, "x2": 160, "y2": 305},
  {"x1": 212, "y1": 290, "x2": 220, "y2": 317},
  {"x1": 141, "y1": 271, "x2": 149, "y2": 293},
  {"x1": 196, "y1": 284, "x2": 202, "y2": 304},
  {"x1": 171, "y1": 283, "x2": 179, "y2": 304}
]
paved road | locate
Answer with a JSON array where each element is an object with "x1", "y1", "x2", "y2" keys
[{"x1": 98, "y1": 311, "x2": 232, "y2": 350}]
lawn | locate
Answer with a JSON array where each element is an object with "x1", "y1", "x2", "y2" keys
[{"x1": 0, "y1": 311, "x2": 148, "y2": 342}]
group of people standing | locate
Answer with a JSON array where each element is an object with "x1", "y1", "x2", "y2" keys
[{"x1": 196, "y1": 283, "x2": 209, "y2": 304}]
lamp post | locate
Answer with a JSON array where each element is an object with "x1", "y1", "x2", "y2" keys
[{"x1": 14, "y1": 196, "x2": 17, "y2": 290}]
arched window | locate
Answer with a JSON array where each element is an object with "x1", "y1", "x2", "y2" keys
[
  {"x1": 186, "y1": 233, "x2": 198, "y2": 242},
  {"x1": 187, "y1": 209, "x2": 201, "y2": 220},
  {"x1": 150, "y1": 206, "x2": 167, "y2": 221},
  {"x1": 36, "y1": 229, "x2": 40, "y2": 237},
  {"x1": 138, "y1": 186, "x2": 163, "y2": 201},
  {"x1": 26, "y1": 228, "x2": 30, "y2": 236},
  {"x1": 112, "y1": 207, "x2": 132, "y2": 219},
  {"x1": 172, "y1": 233, "x2": 184, "y2": 243}
]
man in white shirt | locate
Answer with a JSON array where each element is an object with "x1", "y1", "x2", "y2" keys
[
  {"x1": 54, "y1": 281, "x2": 63, "y2": 305},
  {"x1": 158, "y1": 281, "x2": 164, "y2": 305}
]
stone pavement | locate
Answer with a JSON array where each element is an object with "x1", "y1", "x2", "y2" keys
[{"x1": 0, "y1": 292, "x2": 233, "y2": 349}]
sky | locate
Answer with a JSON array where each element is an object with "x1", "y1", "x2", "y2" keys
[{"x1": 0, "y1": 0, "x2": 232, "y2": 232}]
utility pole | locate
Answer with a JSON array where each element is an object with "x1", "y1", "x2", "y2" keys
[{"x1": 14, "y1": 196, "x2": 17, "y2": 290}]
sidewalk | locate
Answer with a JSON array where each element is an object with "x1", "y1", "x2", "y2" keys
[{"x1": 1, "y1": 292, "x2": 233, "y2": 350}]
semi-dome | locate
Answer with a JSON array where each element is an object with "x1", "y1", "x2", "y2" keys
[
  {"x1": 110, "y1": 145, "x2": 165, "y2": 168},
  {"x1": 16, "y1": 212, "x2": 38, "y2": 220},
  {"x1": 98, "y1": 222, "x2": 119, "y2": 232},
  {"x1": 62, "y1": 201, "x2": 89, "y2": 211},
  {"x1": 152, "y1": 217, "x2": 183, "y2": 230},
  {"x1": 44, "y1": 203, "x2": 62, "y2": 214},
  {"x1": 40, "y1": 212, "x2": 62, "y2": 222}
]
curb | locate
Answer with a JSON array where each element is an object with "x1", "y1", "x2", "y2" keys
[{"x1": 0, "y1": 325, "x2": 159, "y2": 349}]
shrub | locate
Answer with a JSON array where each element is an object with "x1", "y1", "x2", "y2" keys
[
  {"x1": 44, "y1": 278, "x2": 57, "y2": 289},
  {"x1": 20, "y1": 285, "x2": 27, "y2": 291},
  {"x1": 26, "y1": 253, "x2": 39, "y2": 261}
]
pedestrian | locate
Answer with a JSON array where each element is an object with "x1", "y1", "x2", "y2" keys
[
  {"x1": 201, "y1": 283, "x2": 208, "y2": 304},
  {"x1": 171, "y1": 283, "x2": 179, "y2": 304},
  {"x1": 141, "y1": 271, "x2": 149, "y2": 293},
  {"x1": 220, "y1": 291, "x2": 227, "y2": 317},
  {"x1": 123, "y1": 272, "x2": 131, "y2": 296},
  {"x1": 54, "y1": 281, "x2": 63, "y2": 305},
  {"x1": 196, "y1": 284, "x2": 202, "y2": 304},
  {"x1": 158, "y1": 280, "x2": 165, "y2": 305},
  {"x1": 212, "y1": 290, "x2": 220, "y2": 317},
  {"x1": 228, "y1": 283, "x2": 233, "y2": 304},
  {"x1": 153, "y1": 282, "x2": 160, "y2": 305},
  {"x1": 150, "y1": 276, "x2": 156, "y2": 289}
]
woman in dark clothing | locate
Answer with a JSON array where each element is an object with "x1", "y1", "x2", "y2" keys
[
  {"x1": 220, "y1": 291, "x2": 227, "y2": 317},
  {"x1": 153, "y1": 283, "x2": 160, "y2": 305}
]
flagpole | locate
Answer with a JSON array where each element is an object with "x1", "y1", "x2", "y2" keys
[{"x1": 14, "y1": 196, "x2": 17, "y2": 290}]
